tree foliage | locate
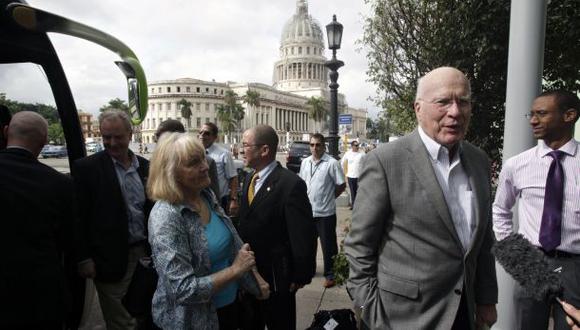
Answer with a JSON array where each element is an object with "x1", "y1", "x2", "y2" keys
[
  {"x1": 178, "y1": 98, "x2": 193, "y2": 128},
  {"x1": 366, "y1": 116, "x2": 391, "y2": 142},
  {"x1": 306, "y1": 96, "x2": 328, "y2": 133},
  {"x1": 1, "y1": 94, "x2": 67, "y2": 145},
  {"x1": 47, "y1": 123, "x2": 65, "y2": 144},
  {"x1": 217, "y1": 91, "x2": 245, "y2": 138},
  {"x1": 362, "y1": 0, "x2": 580, "y2": 166},
  {"x1": 99, "y1": 98, "x2": 129, "y2": 113},
  {"x1": 242, "y1": 89, "x2": 261, "y2": 108},
  {"x1": 1, "y1": 93, "x2": 60, "y2": 124},
  {"x1": 543, "y1": 1, "x2": 580, "y2": 92}
]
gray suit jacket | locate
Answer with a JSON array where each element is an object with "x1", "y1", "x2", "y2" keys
[{"x1": 344, "y1": 130, "x2": 497, "y2": 330}]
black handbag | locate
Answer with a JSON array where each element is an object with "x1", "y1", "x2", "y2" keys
[
  {"x1": 122, "y1": 257, "x2": 158, "y2": 318},
  {"x1": 307, "y1": 309, "x2": 357, "y2": 330}
]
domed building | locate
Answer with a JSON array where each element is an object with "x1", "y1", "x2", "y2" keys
[
  {"x1": 140, "y1": 0, "x2": 367, "y2": 147},
  {"x1": 273, "y1": 0, "x2": 327, "y2": 94}
]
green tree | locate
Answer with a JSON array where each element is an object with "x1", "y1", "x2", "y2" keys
[
  {"x1": 217, "y1": 90, "x2": 245, "y2": 142},
  {"x1": 362, "y1": 0, "x2": 511, "y2": 164},
  {"x1": 0, "y1": 94, "x2": 60, "y2": 124},
  {"x1": 47, "y1": 123, "x2": 64, "y2": 144},
  {"x1": 99, "y1": 98, "x2": 129, "y2": 113},
  {"x1": 216, "y1": 104, "x2": 242, "y2": 140},
  {"x1": 178, "y1": 98, "x2": 193, "y2": 129},
  {"x1": 543, "y1": 1, "x2": 580, "y2": 92},
  {"x1": 242, "y1": 89, "x2": 261, "y2": 130},
  {"x1": 362, "y1": 0, "x2": 580, "y2": 167},
  {"x1": 306, "y1": 96, "x2": 327, "y2": 133}
]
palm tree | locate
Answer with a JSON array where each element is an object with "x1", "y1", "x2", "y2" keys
[
  {"x1": 178, "y1": 98, "x2": 192, "y2": 129},
  {"x1": 242, "y1": 89, "x2": 261, "y2": 129},
  {"x1": 99, "y1": 98, "x2": 129, "y2": 113},
  {"x1": 306, "y1": 96, "x2": 327, "y2": 133},
  {"x1": 216, "y1": 104, "x2": 237, "y2": 143},
  {"x1": 217, "y1": 90, "x2": 245, "y2": 143}
]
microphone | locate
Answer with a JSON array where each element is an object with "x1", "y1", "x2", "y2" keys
[{"x1": 492, "y1": 233, "x2": 562, "y2": 302}]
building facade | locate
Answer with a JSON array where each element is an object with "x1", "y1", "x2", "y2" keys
[{"x1": 140, "y1": 0, "x2": 367, "y2": 146}]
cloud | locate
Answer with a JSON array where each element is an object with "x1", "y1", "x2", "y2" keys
[{"x1": 0, "y1": 0, "x2": 380, "y2": 117}]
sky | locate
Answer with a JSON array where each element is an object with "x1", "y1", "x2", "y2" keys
[{"x1": 0, "y1": 0, "x2": 380, "y2": 118}]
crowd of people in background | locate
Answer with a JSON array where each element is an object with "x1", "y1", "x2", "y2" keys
[{"x1": 3, "y1": 66, "x2": 580, "y2": 330}]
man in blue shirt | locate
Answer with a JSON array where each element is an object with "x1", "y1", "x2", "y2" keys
[
  {"x1": 73, "y1": 110, "x2": 154, "y2": 329},
  {"x1": 299, "y1": 133, "x2": 346, "y2": 288}
]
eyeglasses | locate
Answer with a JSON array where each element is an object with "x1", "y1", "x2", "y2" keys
[
  {"x1": 310, "y1": 143, "x2": 323, "y2": 147},
  {"x1": 198, "y1": 131, "x2": 212, "y2": 137},
  {"x1": 524, "y1": 110, "x2": 556, "y2": 120},
  {"x1": 418, "y1": 97, "x2": 471, "y2": 110}
]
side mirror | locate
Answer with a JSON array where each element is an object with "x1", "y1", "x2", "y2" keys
[
  {"x1": 7, "y1": 3, "x2": 148, "y2": 125},
  {"x1": 115, "y1": 61, "x2": 144, "y2": 125}
]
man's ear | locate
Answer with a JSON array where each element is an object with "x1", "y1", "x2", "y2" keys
[
  {"x1": 563, "y1": 108, "x2": 578, "y2": 123},
  {"x1": 261, "y1": 144, "x2": 270, "y2": 157},
  {"x1": 413, "y1": 101, "x2": 423, "y2": 121}
]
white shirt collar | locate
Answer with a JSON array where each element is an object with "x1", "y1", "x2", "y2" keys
[
  {"x1": 256, "y1": 160, "x2": 277, "y2": 181},
  {"x1": 310, "y1": 153, "x2": 331, "y2": 164},
  {"x1": 418, "y1": 126, "x2": 462, "y2": 163},
  {"x1": 537, "y1": 138, "x2": 578, "y2": 158}
]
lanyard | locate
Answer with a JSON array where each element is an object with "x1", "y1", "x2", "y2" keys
[{"x1": 310, "y1": 159, "x2": 323, "y2": 182}]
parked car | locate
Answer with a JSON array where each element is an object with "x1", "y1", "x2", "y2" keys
[
  {"x1": 40, "y1": 145, "x2": 68, "y2": 158},
  {"x1": 285, "y1": 141, "x2": 311, "y2": 173},
  {"x1": 86, "y1": 142, "x2": 103, "y2": 153}
]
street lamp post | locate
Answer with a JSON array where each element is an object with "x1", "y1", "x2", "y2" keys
[{"x1": 324, "y1": 15, "x2": 344, "y2": 159}]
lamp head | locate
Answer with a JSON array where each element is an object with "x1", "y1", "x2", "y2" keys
[{"x1": 326, "y1": 14, "x2": 343, "y2": 50}]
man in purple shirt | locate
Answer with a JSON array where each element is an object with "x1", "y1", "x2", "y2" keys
[{"x1": 493, "y1": 90, "x2": 580, "y2": 330}]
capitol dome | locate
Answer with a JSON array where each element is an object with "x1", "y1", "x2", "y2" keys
[
  {"x1": 280, "y1": 0, "x2": 324, "y2": 48},
  {"x1": 273, "y1": 0, "x2": 328, "y2": 93}
]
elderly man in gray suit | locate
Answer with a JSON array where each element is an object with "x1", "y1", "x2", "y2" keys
[{"x1": 344, "y1": 67, "x2": 498, "y2": 330}]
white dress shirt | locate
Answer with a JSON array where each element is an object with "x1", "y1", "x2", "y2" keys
[
  {"x1": 418, "y1": 127, "x2": 475, "y2": 251},
  {"x1": 252, "y1": 160, "x2": 277, "y2": 195},
  {"x1": 493, "y1": 139, "x2": 580, "y2": 253},
  {"x1": 340, "y1": 150, "x2": 365, "y2": 178}
]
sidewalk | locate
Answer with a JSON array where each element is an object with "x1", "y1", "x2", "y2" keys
[
  {"x1": 79, "y1": 204, "x2": 354, "y2": 330},
  {"x1": 296, "y1": 205, "x2": 354, "y2": 329}
]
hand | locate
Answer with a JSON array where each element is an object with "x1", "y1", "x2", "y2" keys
[
  {"x1": 289, "y1": 283, "x2": 304, "y2": 292},
  {"x1": 559, "y1": 299, "x2": 580, "y2": 329},
  {"x1": 78, "y1": 259, "x2": 96, "y2": 278},
  {"x1": 231, "y1": 243, "x2": 255, "y2": 276},
  {"x1": 229, "y1": 199, "x2": 239, "y2": 217},
  {"x1": 252, "y1": 269, "x2": 270, "y2": 300},
  {"x1": 475, "y1": 304, "x2": 497, "y2": 329}
]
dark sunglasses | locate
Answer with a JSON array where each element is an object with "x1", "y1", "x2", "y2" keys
[{"x1": 198, "y1": 131, "x2": 212, "y2": 137}]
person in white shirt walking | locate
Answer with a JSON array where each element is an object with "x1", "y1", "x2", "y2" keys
[
  {"x1": 493, "y1": 90, "x2": 580, "y2": 330},
  {"x1": 340, "y1": 141, "x2": 364, "y2": 209},
  {"x1": 299, "y1": 133, "x2": 346, "y2": 288}
]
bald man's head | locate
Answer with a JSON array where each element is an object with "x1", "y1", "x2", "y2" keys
[
  {"x1": 415, "y1": 67, "x2": 471, "y2": 101},
  {"x1": 7, "y1": 111, "x2": 48, "y2": 156},
  {"x1": 413, "y1": 67, "x2": 472, "y2": 149}
]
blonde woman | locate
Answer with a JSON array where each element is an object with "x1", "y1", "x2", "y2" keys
[{"x1": 147, "y1": 133, "x2": 268, "y2": 330}]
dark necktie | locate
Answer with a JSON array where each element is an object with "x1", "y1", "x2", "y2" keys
[{"x1": 539, "y1": 150, "x2": 565, "y2": 251}]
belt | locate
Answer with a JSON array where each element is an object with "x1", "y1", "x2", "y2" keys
[{"x1": 539, "y1": 248, "x2": 579, "y2": 258}]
